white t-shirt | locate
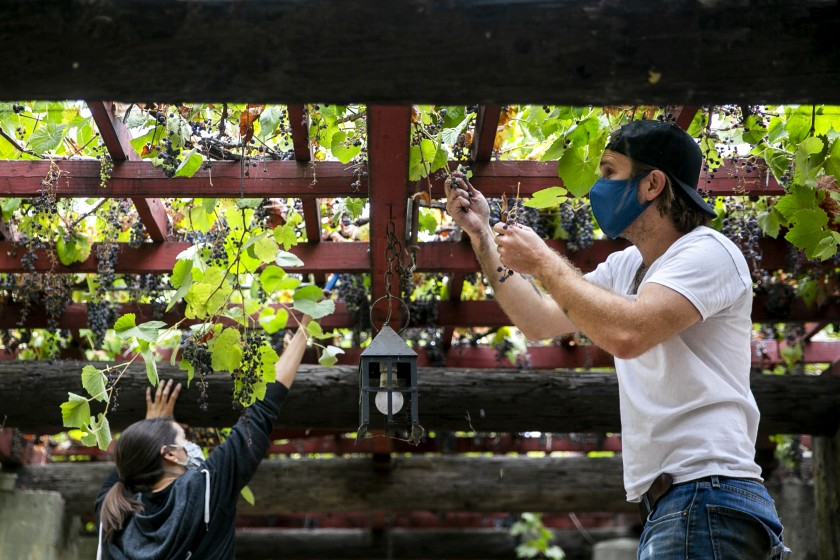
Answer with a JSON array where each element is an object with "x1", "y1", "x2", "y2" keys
[{"x1": 584, "y1": 225, "x2": 763, "y2": 502}]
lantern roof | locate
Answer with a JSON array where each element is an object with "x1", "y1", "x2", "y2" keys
[{"x1": 360, "y1": 326, "x2": 417, "y2": 358}]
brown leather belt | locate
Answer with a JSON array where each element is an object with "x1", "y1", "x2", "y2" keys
[{"x1": 638, "y1": 474, "x2": 764, "y2": 525}]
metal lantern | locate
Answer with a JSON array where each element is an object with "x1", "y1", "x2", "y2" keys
[{"x1": 358, "y1": 325, "x2": 423, "y2": 444}]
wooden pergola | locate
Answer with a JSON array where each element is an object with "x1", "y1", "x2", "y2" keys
[{"x1": 1, "y1": 1, "x2": 839, "y2": 559}]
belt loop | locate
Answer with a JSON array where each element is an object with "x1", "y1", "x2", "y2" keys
[{"x1": 711, "y1": 475, "x2": 720, "y2": 488}]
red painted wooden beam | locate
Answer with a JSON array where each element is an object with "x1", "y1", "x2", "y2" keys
[
  {"x1": 670, "y1": 106, "x2": 700, "y2": 130},
  {"x1": 0, "y1": 235, "x2": 799, "y2": 276},
  {"x1": 0, "y1": 158, "x2": 782, "y2": 198},
  {"x1": 287, "y1": 105, "x2": 311, "y2": 161},
  {"x1": 0, "y1": 160, "x2": 357, "y2": 197},
  {"x1": 470, "y1": 105, "x2": 502, "y2": 162},
  {"x1": 367, "y1": 105, "x2": 412, "y2": 330},
  {"x1": 422, "y1": 158, "x2": 784, "y2": 198},
  {"x1": 87, "y1": 101, "x2": 172, "y2": 241}
]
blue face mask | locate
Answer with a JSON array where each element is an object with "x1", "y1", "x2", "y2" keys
[{"x1": 589, "y1": 171, "x2": 652, "y2": 239}]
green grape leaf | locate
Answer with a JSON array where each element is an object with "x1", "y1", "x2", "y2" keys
[
  {"x1": 184, "y1": 283, "x2": 213, "y2": 318},
  {"x1": 138, "y1": 340, "x2": 159, "y2": 386},
  {"x1": 259, "y1": 344, "x2": 280, "y2": 383},
  {"x1": 330, "y1": 130, "x2": 362, "y2": 164},
  {"x1": 565, "y1": 116, "x2": 600, "y2": 148},
  {"x1": 293, "y1": 285, "x2": 334, "y2": 319},
  {"x1": 306, "y1": 320, "x2": 336, "y2": 340},
  {"x1": 56, "y1": 232, "x2": 92, "y2": 265},
  {"x1": 240, "y1": 485, "x2": 256, "y2": 506},
  {"x1": 293, "y1": 298, "x2": 335, "y2": 320},
  {"x1": 253, "y1": 235, "x2": 279, "y2": 264},
  {"x1": 824, "y1": 137, "x2": 840, "y2": 178},
  {"x1": 756, "y1": 208, "x2": 784, "y2": 238},
  {"x1": 810, "y1": 231, "x2": 840, "y2": 261},
  {"x1": 344, "y1": 198, "x2": 366, "y2": 220},
  {"x1": 273, "y1": 223, "x2": 299, "y2": 250},
  {"x1": 784, "y1": 208, "x2": 833, "y2": 260},
  {"x1": 171, "y1": 258, "x2": 193, "y2": 289},
  {"x1": 540, "y1": 135, "x2": 567, "y2": 162},
  {"x1": 524, "y1": 187, "x2": 568, "y2": 209},
  {"x1": 775, "y1": 188, "x2": 819, "y2": 220},
  {"x1": 114, "y1": 313, "x2": 166, "y2": 343},
  {"x1": 557, "y1": 147, "x2": 600, "y2": 198},
  {"x1": 1, "y1": 198, "x2": 21, "y2": 222},
  {"x1": 81, "y1": 365, "x2": 108, "y2": 402},
  {"x1": 257, "y1": 106, "x2": 283, "y2": 141},
  {"x1": 28, "y1": 123, "x2": 67, "y2": 155},
  {"x1": 798, "y1": 277, "x2": 818, "y2": 308},
  {"x1": 742, "y1": 115, "x2": 768, "y2": 145},
  {"x1": 61, "y1": 393, "x2": 91, "y2": 429},
  {"x1": 174, "y1": 148, "x2": 203, "y2": 178},
  {"x1": 86, "y1": 413, "x2": 112, "y2": 451},
  {"x1": 793, "y1": 136, "x2": 826, "y2": 184},
  {"x1": 259, "y1": 308, "x2": 289, "y2": 334},
  {"x1": 209, "y1": 328, "x2": 243, "y2": 373},
  {"x1": 784, "y1": 109, "x2": 812, "y2": 144},
  {"x1": 408, "y1": 139, "x2": 439, "y2": 181},
  {"x1": 259, "y1": 265, "x2": 286, "y2": 293},
  {"x1": 418, "y1": 209, "x2": 438, "y2": 235},
  {"x1": 276, "y1": 249, "x2": 304, "y2": 268},
  {"x1": 318, "y1": 345, "x2": 345, "y2": 368}
]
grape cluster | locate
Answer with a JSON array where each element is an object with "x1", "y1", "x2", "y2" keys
[
  {"x1": 181, "y1": 336, "x2": 213, "y2": 411},
  {"x1": 559, "y1": 202, "x2": 594, "y2": 252},
  {"x1": 204, "y1": 222, "x2": 231, "y2": 266},
  {"x1": 156, "y1": 137, "x2": 180, "y2": 178},
  {"x1": 128, "y1": 220, "x2": 149, "y2": 248},
  {"x1": 87, "y1": 300, "x2": 117, "y2": 348},
  {"x1": 720, "y1": 200, "x2": 762, "y2": 271},
  {"x1": 233, "y1": 332, "x2": 264, "y2": 410},
  {"x1": 95, "y1": 243, "x2": 119, "y2": 292},
  {"x1": 333, "y1": 274, "x2": 371, "y2": 344}
]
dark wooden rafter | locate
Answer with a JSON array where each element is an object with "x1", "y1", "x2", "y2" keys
[
  {"x1": 367, "y1": 105, "x2": 412, "y2": 330},
  {"x1": 0, "y1": 158, "x2": 785, "y2": 198},
  {"x1": 1, "y1": 1, "x2": 839, "y2": 105},
  {"x1": 86, "y1": 100, "x2": 172, "y2": 241}
]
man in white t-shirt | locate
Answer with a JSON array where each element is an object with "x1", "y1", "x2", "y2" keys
[{"x1": 444, "y1": 119, "x2": 789, "y2": 559}]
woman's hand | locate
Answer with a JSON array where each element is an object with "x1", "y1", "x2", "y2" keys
[{"x1": 146, "y1": 378, "x2": 182, "y2": 419}]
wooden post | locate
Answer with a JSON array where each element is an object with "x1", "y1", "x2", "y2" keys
[{"x1": 814, "y1": 427, "x2": 840, "y2": 560}]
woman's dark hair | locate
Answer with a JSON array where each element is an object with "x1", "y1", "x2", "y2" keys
[
  {"x1": 632, "y1": 161, "x2": 710, "y2": 233},
  {"x1": 100, "y1": 418, "x2": 179, "y2": 541}
]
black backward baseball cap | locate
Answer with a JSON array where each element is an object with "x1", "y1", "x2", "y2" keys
[{"x1": 605, "y1": 119, "x2": 717, "y2": 218}]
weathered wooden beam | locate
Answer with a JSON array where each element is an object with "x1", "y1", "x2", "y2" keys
[
  {"x1": 287, "y1": 105, "x2": 311, "y2": 162},
  {"x1": 0, "y1": 1, "x2": 837, "y2": 104},
  {"x1": 87, "y1": 100, "x2": 172, "y2": 241},
  {"x1": 2, "y1": 361, "x2": 839, "y2": 435},
  {"x1": 228, "y1": 526, "x2": 633, "y2": 560},
  {"x1": 0, "y1": 158, "x2": 784, "y2": 198},
  {"x1": 15, "y1": 455, "x2": 632, "y2": 516},
  {"x1": 814, "y1": 428, "x2": 840, "y2": 560}
]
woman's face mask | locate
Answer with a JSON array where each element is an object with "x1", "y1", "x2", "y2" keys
[
  {"x1": 169, "y1": 442, "x2": 205, "y2": 470},
  {"x1": 589, "y1": 171, "x2": 652, "y2": 239}
]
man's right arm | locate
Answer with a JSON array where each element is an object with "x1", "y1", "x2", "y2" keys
[{"x1": 445, "y1": 175, "x2": 577, "y2": 341}]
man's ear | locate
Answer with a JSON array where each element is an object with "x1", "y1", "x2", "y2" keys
[{"x1": 643, "y1": 170, "x2": 668, "y2": 201}]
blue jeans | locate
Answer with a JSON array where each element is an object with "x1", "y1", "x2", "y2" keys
[{"x1": 638, "y1": 475, "x2": 790, "y2": 559}]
